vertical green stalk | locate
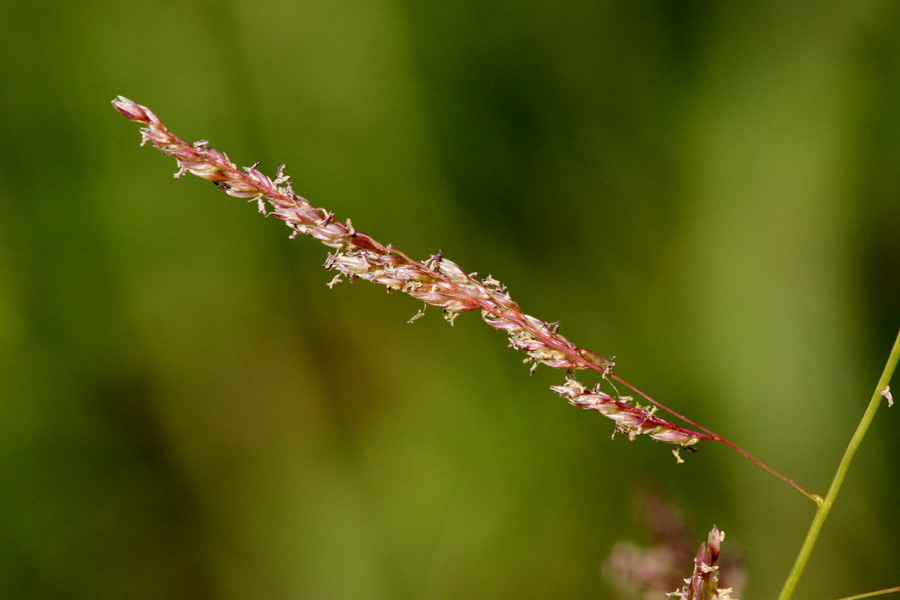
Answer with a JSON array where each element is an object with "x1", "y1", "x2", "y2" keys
[{"x1": 777, "y1": 328, "x2": 900, "y2": 600}]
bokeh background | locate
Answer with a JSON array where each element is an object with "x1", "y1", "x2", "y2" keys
[{"x1": 2, "y1": 1, "x2": 899, "y2": 598}]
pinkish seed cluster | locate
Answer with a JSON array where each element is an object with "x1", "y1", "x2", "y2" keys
[
  {"x1": 551, "y1": 378, "x2": 710, "y2": 449},
  {"x1": 113, "y1": 95, "x2": 708, "y2": 453},
  {"x1": 670, "y1": 527, "x2": 738, "y2": 600}
]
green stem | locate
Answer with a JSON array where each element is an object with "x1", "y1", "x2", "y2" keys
[{"x1": 777, "y1": 327, "x2": 900, "y2": 600}]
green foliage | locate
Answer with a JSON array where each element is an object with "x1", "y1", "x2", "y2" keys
[{"x1": 1, "y1": 1, "x2": 898, "y2": 598}]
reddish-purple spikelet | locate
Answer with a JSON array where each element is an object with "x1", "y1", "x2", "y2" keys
[
  {"x1": 551, "y1": 378, "x2": 711, "y2": 447},
  {"x1": 113, "y1": 96, "x2": 713, "y2": 456},
  {"x1": 668, "y1": 526, "x2": 737, "y2": 600}
]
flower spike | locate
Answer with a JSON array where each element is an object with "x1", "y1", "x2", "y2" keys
[{"x1": 113, "y1": 96, "x2": 725, "y2": 459}]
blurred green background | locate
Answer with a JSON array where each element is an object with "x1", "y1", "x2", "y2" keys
[{"x1": 2, "y1": 1, "x2": 899, "y2": 598}]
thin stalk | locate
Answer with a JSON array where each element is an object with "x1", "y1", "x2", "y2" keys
[
  {"x1": 607, "y1": 372, "x2": 821, "y2": 502},
  {"x1": 836, "y1": 587, "x2": 900, "y2": 600},
  {"x1": 777, "y1": 327, "x2": 900, "y2": 600},
  {"x1": 713, "y1": 435, "x2": 822, "y2": 504}
]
